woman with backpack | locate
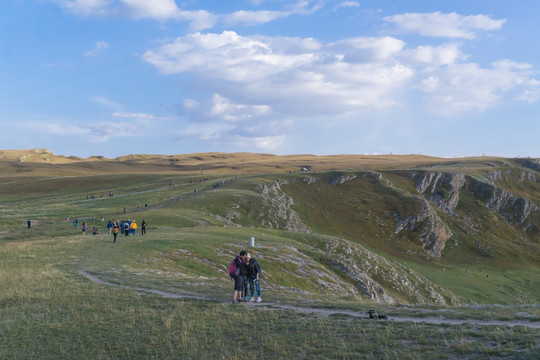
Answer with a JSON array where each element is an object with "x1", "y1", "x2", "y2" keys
[{"x1": 112, "y1": 225, "x2": 119, "y2": 243}]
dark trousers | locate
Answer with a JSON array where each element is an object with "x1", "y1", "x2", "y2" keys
[
  {"x1": 113, "y1": 233, "x2": 117, "y2": 242},
  {"x1": 141, "y1": 227, "x2": 146, "y2": 235}
]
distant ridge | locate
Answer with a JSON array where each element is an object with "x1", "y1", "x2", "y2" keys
[{"x1": 1, "y1": 148, "x2": 533, "y2": 177}]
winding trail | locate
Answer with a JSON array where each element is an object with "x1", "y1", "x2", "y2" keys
[
  {"x1": 78, "y1": 270, "x2": 209, "y2": 300},
  {"x1": 78, "y1": 270, "x2": 540, "y2": 329}
]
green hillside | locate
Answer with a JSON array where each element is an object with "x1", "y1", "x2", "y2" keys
[{"x1": 1, "y1": 151, "x2": 540, "y2": 358}]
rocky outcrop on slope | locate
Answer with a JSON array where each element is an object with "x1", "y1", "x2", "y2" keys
[
  {"x1": 469, "y1": 181, "x2": 538, "y2": 227},
  {"x1": 394, "y1": 198, "x2": 452, "y2": 258},
  {"x1": 415, "y1": 171, "x2": 538, "y2": 229},
  {"x1": 416, "y1": 172, "x2": 465, "y2": 215},
  {"x1": 515, "y1": 158, "x2": 540, "y2": 172},
  {"x1": 324, "y1": 237, "x2": 460, "y2": 305},
  {"x1": 255, "y1": 180, "x2": 311, "y2": 233},
  {"x1": 331, "y1": 175, "x2": 357, "y2": 186}
]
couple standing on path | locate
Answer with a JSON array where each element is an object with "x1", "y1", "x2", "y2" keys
[{"x1": 230, "y1": 250, "x2": 262, "y2": 304}]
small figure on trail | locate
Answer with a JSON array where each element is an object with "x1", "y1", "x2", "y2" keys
[
  {"x1": 120, "y1": 220, "x2": 125, "y2": 235},
  {"x1": 106, "y1": 220, "x2": 113, "y2": 234},
  {"x1": 66, "y1": 216, "x2": 69, "y2": 223},
  {"x1": 112, "y1": 225, "x2": 119, "y2": 243},
  {"x1": 92, "y1": 216, "x2": 96, "y2": 223},
  {"x1": 82, "y1": 222, "x2": 87, "y2": 236},
  {"x1": 27, "y1": 219, "x2": 31, "y2": 229},
  {"x1": 230, "y1": 250, "x2": 247, "y2": 304},
  {"x1": 100, "y1": 215, "x2": 104, "y2": 222},
  {"x1": 144, "y1": 203, "x2": 148, "y2": 210},
  {"x1": 92, "y1": 227, "x2": 101, "y2": 235},
  {"x1": 141, "y1": 220, "x2": 146, "y2": 235},
  {"x1": 73, "y1": 218, "x2": 78, "y2": 227},
  {"x1": 130, "y1": 220, "x2": 137, "y2": 236},
  {"x1": 244, "y1": 253, "x2": 262, "y2": 302},
  {"x1": 124, "y1": 221, "x2": 130, "y2": 237},
  {"x1": 137, "y1": 205, "x2": 140, "y2": 212},
  {"x1": 123, "y1": 207, "x2": 127, "y2": 214}
]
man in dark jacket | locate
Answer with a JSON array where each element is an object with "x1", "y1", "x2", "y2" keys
[
  {"x1": 232, "y1": 250, "x2": 247, "y2": 304},
  {"x1": 244, "y1": 253, "x2": 262, "y2": 302}
]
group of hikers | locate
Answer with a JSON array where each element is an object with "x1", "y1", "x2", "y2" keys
[
  {"x1": 230, "y1": 250, "x2": 262, "y2": 304},
  {"x1": 80, "y1": 219, "x2": 147, "y2": 242}
]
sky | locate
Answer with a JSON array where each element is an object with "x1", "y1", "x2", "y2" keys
[{"x1": 1, "y1": 0, "x2": 540, "y2": 158}]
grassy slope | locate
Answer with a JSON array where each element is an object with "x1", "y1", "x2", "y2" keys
[{"x1": 1, "y1": 151, "x2": 540, "y2": 358}]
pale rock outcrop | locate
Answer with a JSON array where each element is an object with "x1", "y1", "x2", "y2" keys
[
  {"x1": 256, "y1": 180, "x2": 311, "y2": 233},
  {"x1": 331, "y1": 175, "x2": 357, "y2": 186},
  {"x1": 394, "y1": 199, "x2": 452, "y2": 258},
  {"x1": 416, "y1": 172, "x2": 466, "y2": 215},
  {"x1": 325, "y1": 237, "x2": 460, "y2": 305}
]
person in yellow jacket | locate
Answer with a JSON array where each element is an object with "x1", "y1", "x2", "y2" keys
[{"x1": 130, "y1": 220, "x2": 137, "y2": 236}]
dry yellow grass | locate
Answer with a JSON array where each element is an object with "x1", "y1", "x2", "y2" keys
[{"x1": 0, "y1": 148, "x2": 501, "y2": 177}]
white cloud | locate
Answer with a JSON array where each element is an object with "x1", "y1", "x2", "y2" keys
[
  {"x1": 384, "y1": 12, "x2": 506, "y2": 39},
  {"x1": 110, "y1": 112, "x2": 156, "y2": 119},
  {"x1": 51, "y1": 0, "x2": 317, "y2": 30},
  {"x1": 143, "y1": 31, "x2": 414, "y2": 115},
  {"x1": 143, "y1": 31, "x2": 416, "y2": 144},
  {"x1": 403, "y1": 43, "x2": 465, "y2": 66},
  {"x1": 89, "y1": 95, "x2": 123, "y2": 110},
  {"x1": 24, "y1": 120, "x2": 139, "y2": 143},
  {"x1": 84, "y1": 41, "x2": 109, "y2": 56},
  {"x1": 222, "y1": 10, "x2": 292, "y2": 26},
  {"x1": 142, "y1": 30, "x2": 540, "y2": 144},
  {"x1": 333, "y1": 1, "x2": 360, "y2": 11},
  {"x1": 418, "y1": 61, "x2": 539, "y2": 115},
  {"x1": 51, "y1": 0, "x2": 112, "y2": 17},
  {"x1": 119, "y1": 0, "x2": 180, "y2": 19},
  {"x1": 180, "y1": 123, "x2": 287, "y2": 151}
]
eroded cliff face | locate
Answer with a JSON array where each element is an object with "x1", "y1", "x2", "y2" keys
[
  {"x1": 409, "y1": 171, "x2": 539, "y2": 251},
  {"x1": 393, "y1": 198, "x2": 452, "y2": 258},
  {"x1": 255, "y1": 180, "x2": 311, "y2": 233},
  {"x1": 253, "y1": 171, "x2": 538, "y2": 259},
  {"x1": 467, "y1": 179, "x2": 538, "y2": 227},
  {"x1": 227, "y1": 167, "x2": 538, "y2": 262},
  {"x1": 417, "y1": 171, "x2": 537, "y2": 224},
  {"x1": 324, "y1": 237, "x2": 460, "y2": 305},
  {"x1": 415, "y1": 172, "x2": 466, "y2": 215}
]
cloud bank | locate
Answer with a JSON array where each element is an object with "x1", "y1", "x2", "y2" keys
[{"x1": 141, "y1": 27, "x2": 539, "y2": 148}]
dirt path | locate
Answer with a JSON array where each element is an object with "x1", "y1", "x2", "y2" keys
[
  {"x1": 78, "y1": 270, "x2": 540, "y2": 329},
  {"x1": 78, "y1": 270, "x2": 209, "y2": 300}
]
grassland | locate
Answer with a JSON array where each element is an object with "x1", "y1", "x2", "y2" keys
[{"x1": 1, "y1": 150, "x2": 540, "y2": 359}]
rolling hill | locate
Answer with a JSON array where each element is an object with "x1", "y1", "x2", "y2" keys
[{"x1": 1, "y1": 149, "x2": 540, "y2": 305}]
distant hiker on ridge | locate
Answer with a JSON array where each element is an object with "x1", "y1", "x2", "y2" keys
[{"x1": 141, "y1": 220, "x2": 146, "y2": 235}]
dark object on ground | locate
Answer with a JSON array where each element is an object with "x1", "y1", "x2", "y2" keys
[{"x1": 368, "y1": 309, "x2": 387, "y2": 320}]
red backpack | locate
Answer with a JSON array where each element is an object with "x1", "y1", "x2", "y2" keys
[{"x1": 229, "y1": 258, "x2": 240, "y2": 278}]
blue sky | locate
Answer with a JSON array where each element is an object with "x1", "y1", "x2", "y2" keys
[{"x1": 1, "y1": 0, "x2": 540, "y2": 158}]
